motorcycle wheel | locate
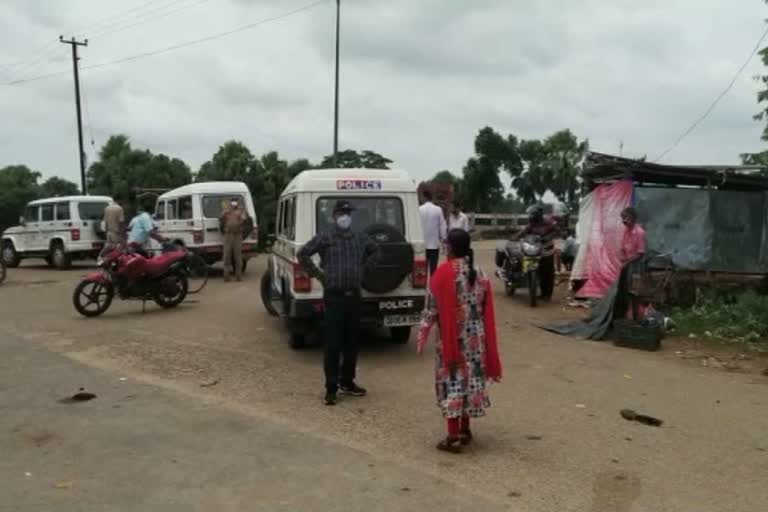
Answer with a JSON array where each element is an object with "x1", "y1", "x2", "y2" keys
[
  {"x1": 154, "y1": 272, "x2": 189, "y2": 309},
  {"x1": 527, "y1": 272, "x2": 538, "y2": 308},
  {"x1": 73, "y1": 280, "x2": 114, "y2": 317}
]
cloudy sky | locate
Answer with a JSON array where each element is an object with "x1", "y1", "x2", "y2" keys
[{"x1": 1, "y1": 0, "x2": 767, "y2": 188}]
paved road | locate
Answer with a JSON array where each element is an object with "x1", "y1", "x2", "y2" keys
[{"x1": 1, "y1": 250, "x2": 767, "y2": 511}]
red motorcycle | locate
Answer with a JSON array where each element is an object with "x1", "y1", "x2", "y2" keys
[{"x1": 73, "y1": 243, "x2": 191, "y2": 317}]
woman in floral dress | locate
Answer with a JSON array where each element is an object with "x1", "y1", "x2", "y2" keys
[{"x1": 417, "y1": 229, "x2": 502, "y2": 453}]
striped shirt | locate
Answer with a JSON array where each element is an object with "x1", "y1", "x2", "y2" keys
[{"x1": 298, "y1": 228, "x2": 380, "y2": 291}]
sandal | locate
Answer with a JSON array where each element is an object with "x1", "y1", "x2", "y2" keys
[
  {"x1": 436, "y1": 437, "x2": 462, "y2": 454},
  {"x1": 459, "y1": 429, "x2": 473, "y2": 446}
]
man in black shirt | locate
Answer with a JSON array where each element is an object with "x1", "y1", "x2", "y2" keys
[{"x1": 298, "y1": 200, "x2": 380, "y2": 406}]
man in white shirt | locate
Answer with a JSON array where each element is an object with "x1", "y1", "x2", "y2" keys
[
  {"x1": 448, "y1": 201, "x2": 470, "y2": 232},
  {"x1": 419, "y1": 189, "x2": 447, "y2": 275}
]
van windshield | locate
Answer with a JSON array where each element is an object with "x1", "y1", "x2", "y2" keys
[
  {"x1": 316, "y1": 197, "x2": 405, "y2": 235},
  {"x1": 78, "y1": 202, "x2": 109, "y2": 221},
  {"x1": 202, "y1": 195, "x2": 245, "y2": 219}
]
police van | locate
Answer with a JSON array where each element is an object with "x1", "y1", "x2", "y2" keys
[
  {"x1": 260, "y1": 168, "x2": 427, "y2": 348},
  {"x1": 153, "y1": 182, "x2": 258, "y2": 270},
  {"x1": 2, "y1": 195, "x2": 113, "y2": 269}
]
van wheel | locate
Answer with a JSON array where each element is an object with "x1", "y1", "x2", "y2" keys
[
  {"x1": 2, "y1": 242, "x2": 21, "y2": 268},
  {"x1": 289, "y1": 330, "x2": 307, "y2": 350},
  {"x1": 390, "y1": 326, "x2": 412, "y2": 344},
  {"x1": 260, "y1": 272, "x2": 280, "y2": 317},
  {"x1": 51, "y1": 242, "x2": 71, "y2": 270}
]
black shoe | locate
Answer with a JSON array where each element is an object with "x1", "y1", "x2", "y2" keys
[
  {"x1": 324, "y1": 392, "x2": 338, "y2": 406},
  {"x1": 339, "y1": 383, "x2": 367, "y2": 397}
]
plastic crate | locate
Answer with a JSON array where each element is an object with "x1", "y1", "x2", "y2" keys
[{"x1": 613, "y1": 319, "x2": 662, "y2": 351}]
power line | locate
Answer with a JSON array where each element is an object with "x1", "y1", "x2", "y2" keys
[
  {"x1": 5, "y1": 0, "x2": 327, "y2": 86},
  {"x1": 86, "y1": 0, "x2": 211, "y2": 40},
  {"x1": 655, "y1": 24, "x2": 768, "y2": 162},
  {"x1": 1, "y1": 0, "x2": 199, "y2": 81}
]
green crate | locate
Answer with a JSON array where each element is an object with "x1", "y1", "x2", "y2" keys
[{"x1": 613, "y1": 319, "x2": 662, "y2": 351}]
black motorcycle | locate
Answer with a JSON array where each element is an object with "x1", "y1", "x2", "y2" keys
[{"x1": 495, "y1": 234, "x2": 543, "y2": 307}]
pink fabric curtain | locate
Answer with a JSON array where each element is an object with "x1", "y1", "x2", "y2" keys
[{"x1": 576, "y1": 180, "x2": 633, "y2": 299}]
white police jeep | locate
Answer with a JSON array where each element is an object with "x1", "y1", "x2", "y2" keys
[
  {"x1": 260, "y1": 169, "x2": 428, "y2": 349},
  {"x1": 2, "y1": 195, "x2": 113, "y2": 269}
]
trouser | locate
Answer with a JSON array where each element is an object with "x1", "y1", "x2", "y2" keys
[
  {"x1": 223, "y1": 233, "x2": 243, "y2": 279},
  {"x1": 323, "y1": 289, "x2": 361, "y2": 393},
  {"x1": 538, "y1": 255, "x2": 556, "y2": 299},
  {"x1": 426, "y1": 249, "x2": 440, "y2": 276}
]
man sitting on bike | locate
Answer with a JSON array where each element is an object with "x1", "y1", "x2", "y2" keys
[
  {"x1": 513, "y1": 205, "x2": 560, "y2": 301},
  {"x1": 127, "y1": 200, "x2": 167, "y2": 258}
]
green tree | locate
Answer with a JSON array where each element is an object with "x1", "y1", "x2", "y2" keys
[
  {"x1": 196, "y1": 141, "x2": 254, "y2": 182},
  {"x1": 40, "y1": 176, "x2": 80, "y2": 197},
  {"x1": 0, "y1": 165, "x2": 42, "y2": 232},
  {"x1": 88, "y1": 135, "x2": 192, "y2": 207},
  {"x1": 319, "y1": 149, "x2": 392, "y2": 169},
  {"x1": 540, "y1": 129, "x2": 588, "y2": 209}
]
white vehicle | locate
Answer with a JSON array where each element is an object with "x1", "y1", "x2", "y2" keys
[
  {"x1": 153, "y1": 182, "x2": 258, "y2": 269},
  {"x1": 260, "y1": 168, "x2": 427, "y2": 349},
  {"x1": 2, "y1": 195, "x2": 113, "y2": 269}
]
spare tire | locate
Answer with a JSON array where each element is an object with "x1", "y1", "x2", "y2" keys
[{"x1": 362, "y1": 224, "x2": 414, "y2": 294}]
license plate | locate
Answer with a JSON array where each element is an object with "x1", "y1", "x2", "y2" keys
[{"x1": 383, "y1": 315, "x2": 421, "y2": 327}]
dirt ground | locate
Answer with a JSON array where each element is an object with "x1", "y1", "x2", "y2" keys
[{"x1": 1, "y1": 242, "x2": 767, "y2": 512}]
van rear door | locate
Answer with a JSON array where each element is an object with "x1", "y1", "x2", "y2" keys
[{"x1": 201, "y1": 194, "x2": 246, "y2": 247}]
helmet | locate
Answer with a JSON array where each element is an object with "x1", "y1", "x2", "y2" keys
[{"x1": 527, "y1": 204, "x2": 544, "y2": 223}]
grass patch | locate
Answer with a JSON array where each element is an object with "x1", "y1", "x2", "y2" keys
[{"x1": 670, "y1": 289, "x2": 768, "y2": 352}]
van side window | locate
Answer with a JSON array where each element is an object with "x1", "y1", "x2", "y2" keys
[
  {"x1": 287, "y1": 196, "x2": 296, "y2": 240},
  {"x1": 178, "y1": 196, "x2": 193, "y2": 220},
  {"x1": 56, "y1": 203, "x2": 71, "y2": 221},
  {"x1": 167, "y1": 199, "x2": 178, "y2": 220},
  {"x1": 41, "y1": 204, "x2": 54, "y2": 222},
  {"x1": 276, "y1": 200, "x2": 284, "y2": 237},
  {"x1": 155, "y1": 201, "x2": 166, "y2": 220},
  {"x1": 25, "y1": 205, "x2": 39, "y2": 222}
]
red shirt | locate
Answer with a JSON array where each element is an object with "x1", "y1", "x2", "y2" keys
[{"x1": 621, "y1": 224, "x2": 646, "y2": 263}]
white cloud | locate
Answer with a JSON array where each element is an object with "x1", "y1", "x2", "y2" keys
[{"x1": 1, "y1": 0, "x2": 766, "y2": 188}]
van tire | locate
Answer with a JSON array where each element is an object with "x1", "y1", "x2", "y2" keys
[
  {"x1": 50, "y1": 242, "x2": 71, "y2": 270},
  {"x1": 362, "y1": 223, "x2": 414, "y2": 294},
  {"x1": 390, "y1": 326, "x2": 412, "y2": 344},
  {"x1": 289, "y1": 329, "x2": 307, "y2": 350},
  {"x1": 2, "y1": 242, "x2": 21, "y2": 268},
  {"x1": 260, "y1": 272, "x2": 280, "y2": 317}
]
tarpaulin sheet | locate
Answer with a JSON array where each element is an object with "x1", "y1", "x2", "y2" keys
[
  {"x1": 575, "y1": 180, "x2": 633, "y2": 299},
  {"x1": 634, "y1": 188, "x2": 768, "y2": 274},
  {"x1": 634, "y1": 188, "x2": 712, "y2": 271},
  {"x1": 710, "y1": 191, "x2": 767, "y2": 274},
  {"x1": 570, "y1": 191, "x2": 594, "y2": 281}
]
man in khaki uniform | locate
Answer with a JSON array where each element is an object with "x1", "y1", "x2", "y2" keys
[
  {"x1": 103, "y1": 200, "x2": 125, "y2": 245},
  {"x1": 219, "y1": 198, "x2": 248, "y2": 282}
]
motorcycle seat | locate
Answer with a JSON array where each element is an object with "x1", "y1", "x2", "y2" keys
[{"x1": 141, "y1": 251, "x2": 186, "y2": 276}]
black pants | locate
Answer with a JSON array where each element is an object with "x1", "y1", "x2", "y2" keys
[
  {"x1": 426, "y1": 249, "x2": 440, "y2": 276},
  {"x1": 538, "y1": 255, "x2": 556, "y2": 299},
  {"x1": 323, "y1": 289, "x2": 361, "y2": 393}
]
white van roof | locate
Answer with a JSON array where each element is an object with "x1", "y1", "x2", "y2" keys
[
  {"x1": 283, "y1": 168, "x2": 417, "y2": 194},
  {"x1": 29, "y1": 195, "x2": 112, "y2": 205},
  {"x1": 158, "y1": 181, "x2": 249, "y2": 199}
]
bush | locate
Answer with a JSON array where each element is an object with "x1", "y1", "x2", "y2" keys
[{"x1": 671, "y1": 289, "x2": 768, "y2": 351}]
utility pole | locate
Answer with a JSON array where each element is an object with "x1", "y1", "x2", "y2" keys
[
  {"x1": 60, "y1": 36, "x2": 89, "y2": 194},
  {"x1": 332, "y1": 0, "x2": 340, "y2": 167}
]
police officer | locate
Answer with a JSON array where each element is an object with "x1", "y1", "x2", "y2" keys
[
  {"x1": 298, "y1": 200, "x2": 380, "y2": 406},
  {"x1": 219, "y1": 198, "x2": 249, "y2": 282}
]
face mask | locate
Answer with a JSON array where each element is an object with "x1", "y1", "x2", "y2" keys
[
  {"x1": 336, "y1": 214, "x2": 352, "y2": 230},
  {"x1": 230, "y1": 202, "x2": 239, "y2": 209}
]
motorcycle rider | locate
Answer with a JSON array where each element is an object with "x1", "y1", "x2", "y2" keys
[
  {"x1": 514, "y1": 205, "x2": 560, "y2": 301},
  {"x1": 127, "y1": 198, "x2": 167, "y2": 257}
]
